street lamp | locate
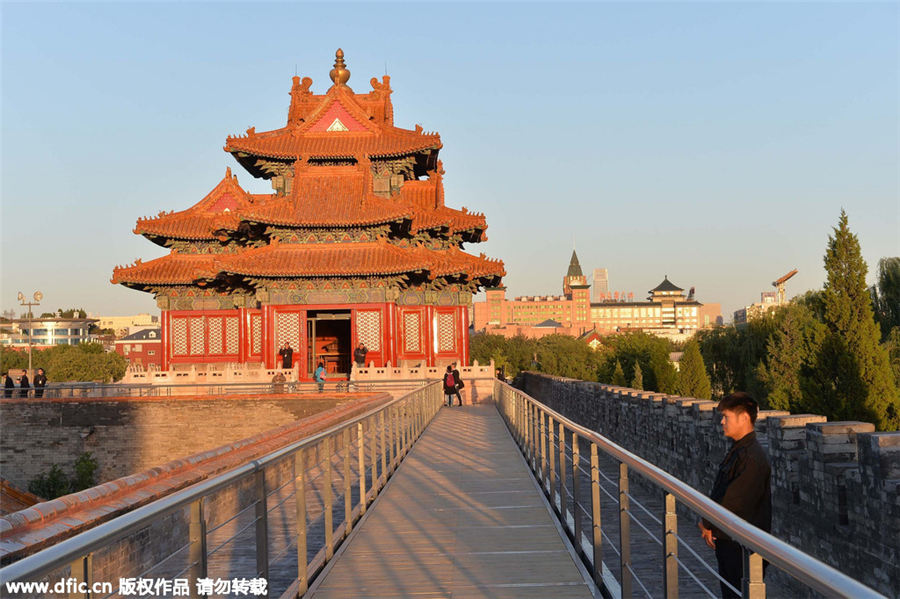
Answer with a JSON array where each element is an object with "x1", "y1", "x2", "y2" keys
[{"x1": 17, "y1": 290, "x2": 42, "y2": 382}]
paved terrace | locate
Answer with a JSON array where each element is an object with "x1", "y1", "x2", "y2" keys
[{"x1": 305, "y1": 404, "x2": 597, "y2": 599}]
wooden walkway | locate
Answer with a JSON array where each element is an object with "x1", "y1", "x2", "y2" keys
[{"x1": 305, "y1": 404, "x2": 597, "y2": 599}]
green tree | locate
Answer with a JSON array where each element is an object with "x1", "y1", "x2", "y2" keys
[
  {"x1": 611, "y1": 360, "x2": 626, "y2": 386},
  {"x1": 599, "y1": 332, "x2": 678, "y2": 393},
  {"x1": 28, "y1": 464, "x2": 71, "y2": 499},
  {"x1": 871, "y1": 257, "x2": 900, "y2": 341},
  {"x1": 0, "y1": 343, "x2": 127, "y2": 382},
  {"x1": 470, "y1": 333, "x2": 537, "y2": 378},
  {"x1": 756, "y1": 303, "x2": 826, "y2": 412},
  {"x1": 803, "y1": 211, "x2": 899, "y2": 430},
  {"x1": 678, "y1": 340, "x2": 712, "y2": 399},
  {"x1": 631, "y1": 362, "x2": 644, "y2": 390},
  {"x1": 534, "y1": 334, "x2": 602, "y2": 380}
]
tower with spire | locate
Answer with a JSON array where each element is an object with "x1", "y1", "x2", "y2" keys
[{"x1": 112, "y1": 49, "x2": 504, "y2": 375}]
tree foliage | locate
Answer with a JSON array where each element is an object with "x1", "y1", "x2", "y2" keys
[
  {"x1": 28, "y1": 452, "x2": 99, "y2": 500},
  {"x1": 678, "y1": 340, "x2": 712, "y2": 399},
  {"x1": 802, "y1": 211, "x2": 899, "y2": 430},
  {"x1": 631, "y1": 362, "x2": 644, "y2": 390},
  {"x1": 871, "y1": 257, "x2": 900, "y2": 341},
  {"x1": 0, "y1": 343, "x2": 127, "y2": 382},
  {"x1": 612, "y1": 360, "x2": 626, "y2": 386},
  {"x1": 755, "y1": 303, "x2": 826, "y2": 412},
  {"x1": 598, "y1": 332, "x2": 677, "y2": 393}
]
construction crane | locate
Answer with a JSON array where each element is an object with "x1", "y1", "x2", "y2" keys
[{"x1": 772, "y1": 269, "x2": 798, "y2": 304}]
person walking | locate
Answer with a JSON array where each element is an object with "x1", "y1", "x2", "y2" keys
[
  {"x1": 450, "y1": 362, "x2": 464, "y2": 406},
  {"x1": 3, "y1": 373, "x2": 14, "y2": 398},
  {"x1": 314, "y1": 361, "x2": 326, "y2": 392},
  {"x1": 33, "y1": 368, "x2": 47, "y2": 398},
  {"x1": 442, "y1": 365, "x2": 459, "y2": 406},
  {"x1": 698, "y1": 392, "x2": 771, "y2": 599}
]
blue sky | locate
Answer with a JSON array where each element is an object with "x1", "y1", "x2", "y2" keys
[{"x1": 1, "y1": 2, "x2": 897, "y2": 320}]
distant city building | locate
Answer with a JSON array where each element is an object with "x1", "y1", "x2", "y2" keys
[
  {"x1": 592, "y1": 268, "x2": 609, "y2": 302},
  {"x1": 94, "y1": 313, "x2": 159, "y2": 336},
  {"x1": 473, "y1": 255, "x2": 722, "y2": 342},
  {"x1": 733, "y1": 291, "x2": 781, "y2": 325},
  {"x1": 114, "y1": 329, "x2": 163, "y2": 369},
  {"x1": 0, "y1": 317, "x2": 98, "y2": 348}
]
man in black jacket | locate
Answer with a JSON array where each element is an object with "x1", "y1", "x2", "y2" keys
[
  {"x1": 699, "y1": 392, "x2": 771, "y2": 599},
  {"x1": 33, "y1": 368, "x2": 47, "y2": 398}
]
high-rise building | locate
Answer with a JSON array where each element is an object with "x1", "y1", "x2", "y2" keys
[
  {"x1": 112, "y1": 50, "x2": 504, "y2": 376},
  {"x1": 592, "y1": 268, "x2": 609, "y2": 302}
]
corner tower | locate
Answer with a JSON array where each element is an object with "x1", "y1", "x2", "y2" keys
[{"x1": 113, "y1": 49, "x2": 505, "y2": 376}]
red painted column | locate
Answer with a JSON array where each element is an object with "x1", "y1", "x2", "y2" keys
[
  {"x1": 238, "y1": 307, "x2": 248, "y2": 364},
  {"x1": 424, "y1": 305, "x2": 435, "y2": 367},
  {"x1": 160, "y1": 309, "x2": 170, "y2": 371},
  {"x1": 461, "y1": 304, "x2": 470, "y2": 367}
]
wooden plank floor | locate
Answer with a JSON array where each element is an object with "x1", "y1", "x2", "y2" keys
[{"x1": 305, "y1": 404, "x2": 597, "y2": 599}]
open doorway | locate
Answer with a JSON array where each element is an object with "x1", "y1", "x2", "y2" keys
[{"x1": 306, "y1": 310, "x2": 351, "y2": 378}]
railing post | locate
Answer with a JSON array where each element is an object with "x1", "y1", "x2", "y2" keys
[
  {"x1": 379, "y1": 410, "x2": 387, "y2": 486},
  {"x1": 590, "y1": 443, "x2": 603, "y2": 589},
  {"x1": 663, "y1": 492, "x2": 678, "y2": 598},
  {"x1": 392, "y1": 405, "x2": 400, "y2": 471},
  {"x1": 524, "y1": 400, "x2": 531, "y2": 465},
  {"x1": 188, "y1": 499, "x2": 207, "y2": 599},
  {"x1": 254, "y1": 469, "x2": 269, "y2": 589},
  {"x1": 559, "y1": 421, "x2": 567, "y2": 522},
  {"x1": 369, "y1": 416, "x2": 378, "y2": 494},
  {"x1": 540, "y1": 410, "x2": 547, "y2": 487},
  {"x1": 619, "y1": 463, "x2": 633, "y2": 599},
  {"x1": 68, "y1": 554, "x2": 91, "y2": 599},
  {"x1": 743, "y1": 549, "x2": 767, "y2": 599},
  {"x1": 357, "y1": 422, "x2": 366, "y2": 515},
  {"x1": 343, "y1": 428, "x2": 353, "y2": 535},
  {"x1": 548, "y1": 415, "x2": 556, "y2": 500},
  {"x1": 293, "y1": 449, "x2": 308, "y2": 595},
  {"x1": 323, "y1": 437, "x2": 334, "y2": 561},
  {"x1": 572, "y1": 432, "x2": 582, "y2": 556}
]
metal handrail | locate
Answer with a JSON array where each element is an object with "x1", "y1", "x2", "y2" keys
[
  {"x1": 0, "y1": 381, "x2": 443, "y2": 590},
  {"x1": 495, "y1": 380, "x2": 885, "y2": 599}
]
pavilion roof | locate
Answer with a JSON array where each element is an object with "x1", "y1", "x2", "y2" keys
[
  {"x1": 112, "y1": 240, "x2": 505, "y2": 289},
  {"x1": 111, "y1": 254, "x2": 219, "y2": 287},
  {"x1": 225, "y1": 66, "x2": 441, "y2": 163},
  {"x1": 134, "y1": 169, "x2": 255, "y2": 243}
]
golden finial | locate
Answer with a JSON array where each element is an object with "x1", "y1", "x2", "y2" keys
[{"x1": 330, "y1": 48, "x2": 350, "y2": 86}]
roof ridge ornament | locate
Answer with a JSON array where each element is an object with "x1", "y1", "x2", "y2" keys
[{"x1": 330, "y1": 48, "x2": 350, "y2": 86}]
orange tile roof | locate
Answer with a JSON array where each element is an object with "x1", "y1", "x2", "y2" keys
[
  {"x1": 219, "y1": 239, "x2": 427, "y2": 277},
  {"x1": 135, "y1": 169, "x2": 253, "y2": 242},
  {"x1": 239, "y1": 170, "x2": 411, "y2": 228},
  {"x1": 112, "y1": 241, "x2": 504, "y2": 287},
  {"x1": 111, "y1": 254, "x2": 218, "y2": 286},
  {"x1": 225, "y1": 126, "x2": 440, "y2": 160},
  {"x1": 226, "y1": 76, "x2": 440, "y2": 160}
]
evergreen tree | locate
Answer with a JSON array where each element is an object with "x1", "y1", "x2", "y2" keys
[
  {"x1": 631, "y1": 362, "x2": 644, "y2": 390},
  {"x1": 678, "y1": 339, "x2": 712, "y2": 399},
  {"x1": 756, "y1": 303, "x2": 825, "y2": 412},
  {"x1": 612, "y1": 360, "x2": 626, "y2": 386},
  {"x1": 804, "y1": 211, "x2": 899, "y2": 430}
]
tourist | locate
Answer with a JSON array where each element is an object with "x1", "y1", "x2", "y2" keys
[
  {"x1": 18, "y1": 372, "x2": 30, "y2": 399},
  {"x1": 451, "y1": 362, "x2": 464, "y2": 405},
  {"x1": 698, "y1": 392, "x2": 771, "y2": 599},
  {"x1": 442, "y1": 365, "x2": 459, "y2": 407},
  {"x1": 353, "y1": 343, "x2": 368, "y2": 367},
  {"x1": 280, "y1": 342, "x2": 294, "y2": 369},
  {"x1": 271, "y1": 371, "x2": 286, "y2": 394},
  {"x1": 3, "y1": 372, "x2": 14, "y2": 398},
  {"x1": 314, "y1": 361, "x2": 326, "y2": 392},
  {"x1": 33, "y1": 368, "x2": 47, "y2": 398}
]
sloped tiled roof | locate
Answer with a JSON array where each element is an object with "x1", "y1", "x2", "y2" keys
[
  {"x1": 650, "y1": 276, "x2": 684, "y2": 293},
  {"x1": 112, "y1": 254, "x2": 218, "y2": 287},
  {"x1": 135, "y1": 169, "x2": 254, "y2": 242}
]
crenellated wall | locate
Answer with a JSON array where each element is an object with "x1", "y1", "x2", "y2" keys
[{"x1": 519, "y1": 372, "x2": 900, "y2": 598}]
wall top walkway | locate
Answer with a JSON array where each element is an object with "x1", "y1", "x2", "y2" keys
[{"x1": 305, "y1": 404, "x2": 597, "y2": 599}]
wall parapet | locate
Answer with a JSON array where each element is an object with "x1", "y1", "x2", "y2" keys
[{"x1": 518, "y1": 372, "x2": 899, "y2": 597}]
